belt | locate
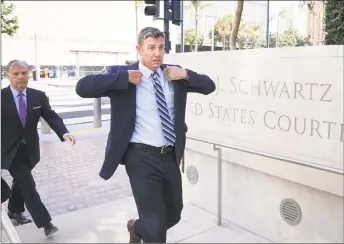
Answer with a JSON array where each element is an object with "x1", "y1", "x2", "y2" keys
[{"x1": 128, "y1": 143, "x2": 174, "y2": 154}]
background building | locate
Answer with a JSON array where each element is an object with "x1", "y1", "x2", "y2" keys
[
  {"x1": 307, "y1": 1, "x2": 325, "y2": 45},
  {"x1": 1, "y1": 1, "x2": 143, "y2": 77},
  {"x1": 2, "y1": 0, "x2": 310, "y2": 77}
]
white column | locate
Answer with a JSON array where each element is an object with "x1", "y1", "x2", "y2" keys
[
  {"x1": 34, "y1": 33, "x2": 40, "y2": 81},
  {"x1": 75, "y1": 51, "x2": 80, "y2": 78}
]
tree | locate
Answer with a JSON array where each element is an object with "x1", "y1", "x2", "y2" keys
[
  {"x1": 1, "y1": 0, "x2": 19, "y2": 36},
  {"x1": 189, "y1": 0, "x2": 212, "y2": 52},
  {"x1": 184, "y1": 28, "x2": 204, "y2": 51},
  {"x1": 212, "y1": 14, "x2": 234, "y2": 50},
  {"x1": 274, "y1": 8, "x2": 291, "y2": 47},
  {"x1": 300, "y1": 0, "x2": 343, "y2": 45},
  {"x1": 237, "y1": 23, "x2": 265, "y2": 49},
  {"x1": 230, "y1": 0, "x2": 244, "y2": 50},
  {"x1": 209, "y1": 14, "x2": 260, "y2": 50},
  {"x1": 300, "y1": 0, "x2": 316, "y2": 12},
  {"x1": 324, "y1": 0, "x2": 344, "y2": 45}
]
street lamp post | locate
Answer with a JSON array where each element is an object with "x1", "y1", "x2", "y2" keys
[
  {"x1": 209, "y1": 5, "x2": 218, "y2": 51},
  {"x1": 180, "y1": 0, "x2": 184, "y2": 53},
  {"x1": 211, "y1": 16, "x2": 215, "y2": 51}
]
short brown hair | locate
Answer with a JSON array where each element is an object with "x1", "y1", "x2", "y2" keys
[{"x1": 137, "y1": 27, "x2": 164, "y2": 45}]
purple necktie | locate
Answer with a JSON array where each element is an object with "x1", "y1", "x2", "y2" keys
[{"x1": 17, "y1": 93, "x2": 27, "y2": 127}]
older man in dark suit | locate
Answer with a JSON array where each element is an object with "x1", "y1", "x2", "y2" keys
[{"x1": 1, "y1": 60, "x2": 76, "y2": 236}]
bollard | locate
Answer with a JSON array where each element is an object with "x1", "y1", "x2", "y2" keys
[
  {"x1": 93, "y1": 97, "x2": 101, "y2": 128},
  {"x1": 41, "y1": 97, "x2": 51, "y2": 134},
  {"x1": 214, "y1": 145, "x2": 222, "y2": 226}
]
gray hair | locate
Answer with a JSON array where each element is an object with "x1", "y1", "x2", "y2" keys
[
  {"x1": 6, "y1": 60, "x2": 29, "y2": 73},
  {"x1": 137, "y1": 27, "x2": 164, "y2": 45}
]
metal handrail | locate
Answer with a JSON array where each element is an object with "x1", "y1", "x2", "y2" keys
[
  {"x1": 183, "y1": 135, "x2": 344, "y2": 227},
  {"x1": 1, "y1": 204, "x2": 22, "y2": 243},
  {"x1": 186, "y1": 135, "x2": 344, "y2": 175}
]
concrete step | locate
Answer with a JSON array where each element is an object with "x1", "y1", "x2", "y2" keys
[{"x1": 1, "y1": 196, "x2": 270, "y2": 243}]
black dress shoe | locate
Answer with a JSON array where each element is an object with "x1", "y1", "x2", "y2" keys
[
  {"x1": 7, "y1": 212, "x2": 32, "y2": 225},
  {"x1": 44, "y1": 222, "x2": 59, "y2": 236}
]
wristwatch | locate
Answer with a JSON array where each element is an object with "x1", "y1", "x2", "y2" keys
[{"x1": 184, "y1": 69, "x2": 189, "y2": 81}]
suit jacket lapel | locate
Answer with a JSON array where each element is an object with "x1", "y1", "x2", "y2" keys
[
  {"x1": 129, "y1": 62, "x2": 139, "y2": 89},
  {"x1": 26, "y1": 88, "x2": 35, "y2": 127},
  {"x1": 129, "y1": 62, "x2": 139, "y2": 113},
  {"x1": 160, "y1": 63, "x2": 179, "y2": 116},
  {"x1": 4, "y1": 86, "x2": 23, "y2": 128}
]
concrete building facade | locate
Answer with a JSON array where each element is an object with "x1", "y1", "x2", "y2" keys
[{"x1": 307, "y1": 1, "x2": 325, "y2": 45}]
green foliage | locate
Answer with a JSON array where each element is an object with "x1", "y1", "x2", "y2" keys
[
  {"x1": 324, "y1": 0, "x2": 344, "y2": 45},
  {"x1": 301, "y1": 0, "x2": 343, "y2": 45},
  {"x1": 209, "y1": 12, "x2": 312, "y2": 50},
  {"x1": 184, "y1": 28, "x2": 204, "y2": 51},
  {"x1": 209, "y1": 14, "x2": 263, "y2": 50},
  {"x1": 269, "y1": 26, "x2": 312, "y2": 48},
  {"x1": 125, "y1": 60, "x2": 136, "y2": 65},
  {"x1": 189, "y1": 0, "x2": 212, "y2": 13},
  {"x1": 191, "y1": 0, "x2": 201, "y2": 11},
  {"x1": 1, "y1": 0, "x2": 19, "y2": 36},
  {"x1": 300, "y1": 0, "x2": 316, "y2": 12},
  {"x1": 296, "y1": 34, "x2": 312, "y2": 47},
  {"x1": 211, "y1": 14, "x2": 234, "y2": 50}
]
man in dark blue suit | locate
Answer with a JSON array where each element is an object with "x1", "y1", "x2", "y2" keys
[{"x1": 75, "y1": 27, "x2": 216, "y2": 243}]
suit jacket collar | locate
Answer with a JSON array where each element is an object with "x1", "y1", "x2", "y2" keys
[
  {"x1": 130, "y1": 61, "x2": 139, "y2": 70},
  {"x1": 3, "y1": 86, "x2": 23, "y2": 128},
  {"x1": 130, "y1": 61, "x2": 167, "y2": 72},
  {"x1": 9, "y1": 85, "x2": 27, "y2": 98}
]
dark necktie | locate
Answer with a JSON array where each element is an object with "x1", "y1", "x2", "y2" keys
[
  {"x1": 17, "y1": 93, "x2": 27, "y2": 127},
  {"x1": 151, "y1": 71, "x2": 176, "y2": 145}
]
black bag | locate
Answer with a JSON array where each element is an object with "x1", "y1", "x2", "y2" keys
[{"x1": 1, "y1": 177, "x2": 11, "y2": 203}]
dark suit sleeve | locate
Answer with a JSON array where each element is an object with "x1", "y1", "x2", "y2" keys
[
  {"x1": 40, "y1": 92, "x2": 69, "y2": 141},
  {"x1": 75, "y1": 67, "x2": 129, "y2": 98},
  {"x1": 173, "y1": 65, "x2": 215, "y2": 95}
]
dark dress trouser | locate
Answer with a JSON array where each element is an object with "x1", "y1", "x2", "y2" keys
[
  {"x1": 125, "y1": 144, "x2": 183, "y2": 243},
  {"x1": 1, "y1": 177, "x2": 11, "y2": 203},
  {"x1": 7, "y1": 143, "x2": 51, "y2": 228}
]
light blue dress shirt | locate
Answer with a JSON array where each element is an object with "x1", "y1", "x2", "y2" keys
[
  {"x1": 130, "y1": 62, "x2": 175, "y2": 147},
  {"x1": 10, "y1": 85, "x2": 27, "y2": 114}
]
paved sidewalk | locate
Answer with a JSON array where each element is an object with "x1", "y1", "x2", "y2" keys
[
  {"x1": 2, "y1": 196, "x2": 271, "y2": 243},
  {"x1": 1, "y1": 137, "x2": 132, "y2": 218}
]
